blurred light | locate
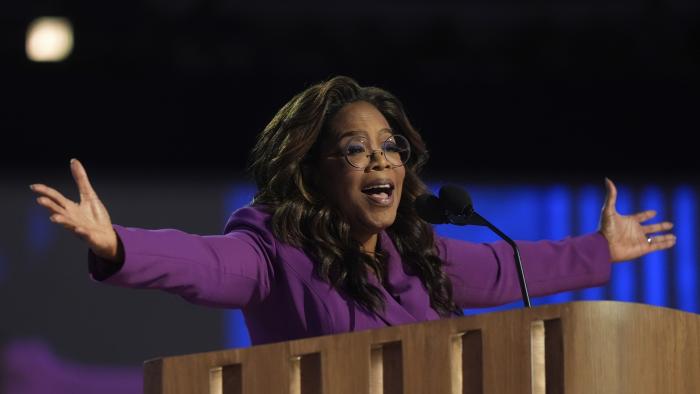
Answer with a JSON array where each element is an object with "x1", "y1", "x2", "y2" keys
[
  {"x1": 674, "y1": 186, "x2": 697, "y2": 312},
  {"x1": 225, "y1": 309, "x2": 251, "y2": 349},
  {"x1": 641, "y1": 186, "x2": 666, "y2": 307},
  {"x1": 533, "y1": 185, "x2": 575, "y2": 305},
  {"x1": 26, "y1": 17, "x2": 74, "y2": 62},
  {"x1": 26, "y1": 204, "x2": 56, "y2": 257},
  {"x1": 223, "y1": 183, "x2": 257, "y2": 348},
  {"x1": 577, "y1": 185, "x2": 606, "y2": 300}
]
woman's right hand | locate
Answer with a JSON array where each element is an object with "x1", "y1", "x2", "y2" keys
[{"x1": 30, "y1": 159, "x2": 123, "y2": 263}]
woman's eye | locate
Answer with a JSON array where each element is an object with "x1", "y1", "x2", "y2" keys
[
  {"x1": 346, "y1": 145, "x2": 366, "y2": 155},
  {"x1": 384, "y1": 142, "x2": 401, "y2": 152}
]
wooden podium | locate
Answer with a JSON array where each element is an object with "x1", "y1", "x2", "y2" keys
[{"x1": 143, "y1": 301, "x2": 700, "y2": 394}]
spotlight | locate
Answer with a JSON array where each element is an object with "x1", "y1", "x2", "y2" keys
[{"x1": 26, "y1": 17, "x2": 74, "y2": 62}]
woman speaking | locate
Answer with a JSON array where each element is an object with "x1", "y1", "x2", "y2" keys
[{"x1": 29, "y1": 76, "x2": 676, "y2": 345}]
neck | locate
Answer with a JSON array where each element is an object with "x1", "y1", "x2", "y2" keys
[{"x1": 355, "y1": 232, "x2": 379, "y2": 256}]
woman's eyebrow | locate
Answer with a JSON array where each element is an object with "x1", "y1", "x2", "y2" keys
[
  {"x1": 337, "y1": 128, "x2": 393, "y2": 140},
  {"x1": 337, "y1": 130, "x2": 366, "y2": 140}
]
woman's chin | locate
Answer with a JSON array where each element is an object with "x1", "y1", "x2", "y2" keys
[
  {"x1": 343, "y1": 195, "x2": 400, "y2": 235},
  {"x1": 357, "y1": 210, "x2": 397, "y2": 234}
]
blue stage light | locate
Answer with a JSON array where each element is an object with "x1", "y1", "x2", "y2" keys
[
  {"x1": 576, "y1": 185, "x2": 606, "y2": 300},
  {"x1": 673, "y1": 186, "x2": 697, "y2": 313},
  {"x1": 223, "y1": 184, "x2": 256, "y2": 348},
  {"x1": 641, "y1": 186, "x2": 667, "y2": 307}
]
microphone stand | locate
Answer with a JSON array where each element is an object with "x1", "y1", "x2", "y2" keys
[{"x1": 446, "y1": 210, "x2": 532, "y2": 308}]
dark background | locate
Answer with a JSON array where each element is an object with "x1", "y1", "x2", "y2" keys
[{"x1": 3, "y1": 0, "x2": 699, "y2": 181}]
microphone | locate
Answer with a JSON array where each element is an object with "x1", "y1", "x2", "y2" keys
[
  {"x1": 415, "y1": 185, "x2": 532, "y2": 308},
  {"x1": 414, "y1": 194, "x2": 445, "y2": 224}
]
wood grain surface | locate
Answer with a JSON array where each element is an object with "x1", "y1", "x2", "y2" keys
[{"x1": 143, "y1": 301, "x2": 700, "y2": 394}]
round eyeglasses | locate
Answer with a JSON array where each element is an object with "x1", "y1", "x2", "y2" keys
[{"x1": 335, "y1": 134, "x2": 411, "y2": 170}]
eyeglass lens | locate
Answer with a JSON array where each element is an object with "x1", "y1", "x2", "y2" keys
[{"x1": 343, "y1": 135, "x2": 410, "y2": 169}]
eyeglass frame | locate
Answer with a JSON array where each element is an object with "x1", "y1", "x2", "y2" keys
[{"x1": 325, "y1": 133, "x2": 412, "y2": 171}]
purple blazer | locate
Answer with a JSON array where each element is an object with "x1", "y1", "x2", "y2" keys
[{"x1": 89, "y1": 206, "x2": 611, "y2": 346}]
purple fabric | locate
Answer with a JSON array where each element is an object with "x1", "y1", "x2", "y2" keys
[
  {"x1": 89, "y1": 206, "x2": 611, "y2": 346},
  {"x1": 1, "y1": 339, "x2": 141, "y2": 394}
]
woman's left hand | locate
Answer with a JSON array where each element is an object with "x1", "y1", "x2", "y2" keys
[{"x1": 598, "y1": 178, "x2": 676, "y2": 263}]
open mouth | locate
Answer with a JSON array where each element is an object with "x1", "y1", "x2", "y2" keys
[{"x1": 361, "y1": 182, "x2": 395, "y2": 205}]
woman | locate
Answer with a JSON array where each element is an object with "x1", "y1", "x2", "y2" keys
[{"x1": 29, "y1": 76, "x2": 676, "y2": 345}]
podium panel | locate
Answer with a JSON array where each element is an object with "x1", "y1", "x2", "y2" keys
[{"x1": 144, "y1": 301, "x2": 700, "y2": 394}]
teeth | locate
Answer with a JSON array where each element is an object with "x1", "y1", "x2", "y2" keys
[{"x1": 362, "y1": 183, "x2": 392, "y2": 192}]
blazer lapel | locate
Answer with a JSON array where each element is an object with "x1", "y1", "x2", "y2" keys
[
  {"x1": 377, "y1": 231, "x2": 441, "y2": 323},
  {"x1": 364, "y1": 232, "x2": 439, "y2": 326},
  {"x1": 366, "y1": 272, "x2": 417, "y2": 326}
]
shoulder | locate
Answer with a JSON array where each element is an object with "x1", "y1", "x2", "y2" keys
[
  {"x1": 222, "y1": 205, "x2": 278, "y2": 257},
  {"x1": 224, "y1": 205, "x2": 274, "y2": 234}
]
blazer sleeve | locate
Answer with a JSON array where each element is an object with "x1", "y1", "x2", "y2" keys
[
  {"x1": 437, "y1": 232, "x2": 612, "y2": 308},
  {"x1": 87, "y1": 224, "x2": 275, "y2": 309}
]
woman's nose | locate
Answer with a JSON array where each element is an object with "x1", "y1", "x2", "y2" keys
[{"x1": 367, "y1": 149, "x2": 390, "y2": 170}]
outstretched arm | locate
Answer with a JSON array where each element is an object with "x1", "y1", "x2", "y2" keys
[
  {"x1": 438, "y1": 232, "x2": 612, "y2": 308},
  {"x1": 438, "y1": 178, "x2": 676, "y2": 308},
  {"x1": 87, "y1": 225, "x2": 274, "y2": 308},
  {"x1": 31, "y1": 159, "x2": 273, "y2": 308}
]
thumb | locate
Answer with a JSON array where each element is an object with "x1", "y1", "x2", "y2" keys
[{"x1": 603, "y1": 177, "x2": 618, "y2": 215}]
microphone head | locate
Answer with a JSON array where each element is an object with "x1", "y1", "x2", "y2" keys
[
  {"x1": 414, "y1": 193, "x2": 446, "y2": 224},
  {"x1": 439, "y1": 185, "x2": 473, "y2": 216}
]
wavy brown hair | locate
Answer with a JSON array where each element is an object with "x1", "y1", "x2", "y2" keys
[{"x1": 249, "y1": 76, "x2": 462, "y2": 317}]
